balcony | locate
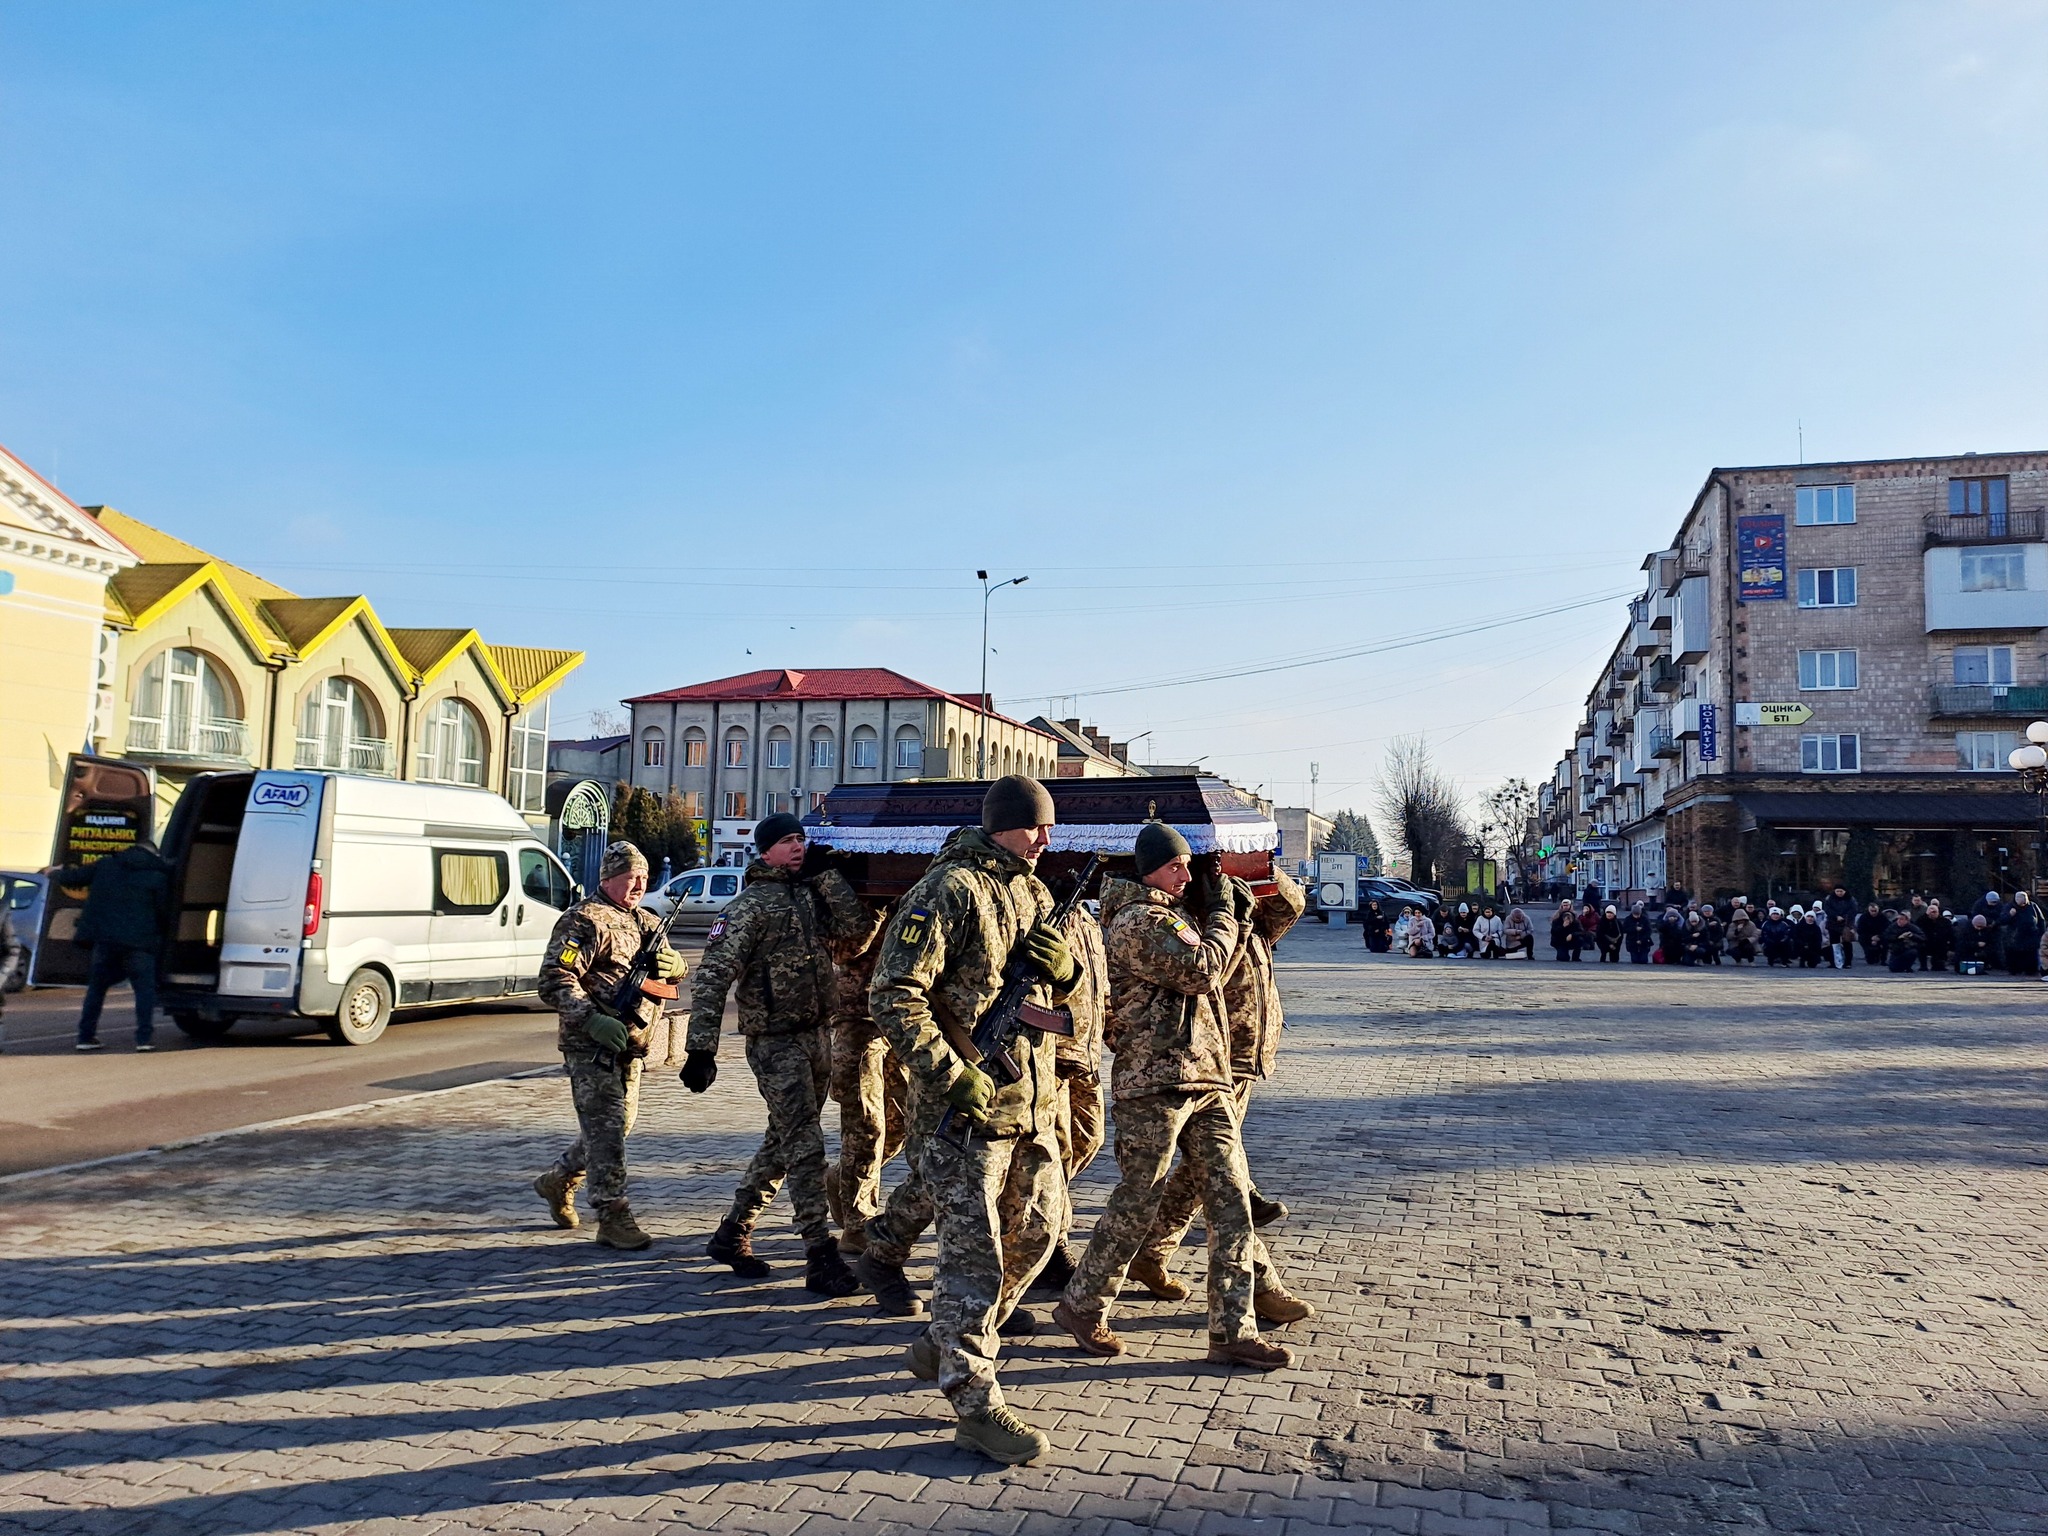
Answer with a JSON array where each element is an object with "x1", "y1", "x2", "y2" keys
[
  {"x1": 1929, "y1": 683, "x2": 2048, "y2": 718},
  {"x1": 1606, "y1": 725, "x2": 1628, "y2": 748},
  {"x1": 1649, "y1": 727, "x2": 1679, "y2": 759},
  {"x1": 1923, "y1": 507, "x2": 2046, "y2": 548},
  {"x1": 1645, "y1": 656, "x2": 1680, "y2": 694},
  {"x1": 1634, "y1": 680, "x2": 1658, "y2": 709},
  {"x1": 295, "y1": 736, "x2": 393, "y2": 776},
  {"x1": 126, "y1": 716, "x2": 248, "y2": 763},
  {"x1": 1614, "y1": 655, "x2": 1641, "y2": 679}
]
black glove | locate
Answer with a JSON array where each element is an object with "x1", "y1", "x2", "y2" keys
[
  {"x1": 798, "y1": 841, "x2": 839, "y2": 880},
  {"x1": 1186, "y1": 853, "x2": 1226, "y2": 918},
  {"x1": 679, "y1": 1050, "x2": 718, "y2": 1093}
]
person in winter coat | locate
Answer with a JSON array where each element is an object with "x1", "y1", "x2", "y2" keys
[
  {"x1": 1886, "y1": 911, "x2": 1925, "y2": 972},
  {"x1": 1549, "y1": 904, "x2": 1581, "y2": 961},
  {"x1": 2001, "y1": 890, "x2": 2043, "y2": 975},
  {"x1": 1760, "y1": 908, "x2": 1796, "y2": 966},
  {"x1": 50, "y1": 837, "x2": 172, "y2": 1052},
  {"x1": 1793, "y1": 910, "x2": 1826, "y2": 967},
  {"x1": 1405, "y1": 910, "x2": 1436, "y2": 957},
  {"x1": 1594, "y1": 905, "x2": 1623, "y2": 962},
  {"x1": 1503, "y1": 907, "x2": 1536, "y2": 958},
  {"x1": 1921, "y1": 900, "x2": 1953, "y2": 971},
  {"x1": 1677, "y1": 910, "x2": 1709, "y2": 966},
  {"x1": 1473, "y1": 906, "x2": 1505, "y2": 958},
  {"x1": 1725, "y1": 906, "x2": 1760, "y2": 964},
  {"x1": 1856, "y1": 902, "x2": 1888, "y2": 966},
  {"x1": 1618, "y1": 902, "x2": 1653, "y2": 963},
  {"x1": 1822, "y1": 885, "x2": 1860, "y2": 969},
  {"x1": 1444, "y1": 903, "x2": 1476, "y2": 958},
  {"x1": 1361, "y1": 900, "x2": 1392, "y2": 953},
  {"x1": 1971, "y1": 889, "x2": 2007, "y2": 927},
  {"x1": 1956, "y1": 912, "x2": 1995, "y2": 970},
  {"x1": 1655, "y1": 903, "x2": 1685, "y2": 964}
]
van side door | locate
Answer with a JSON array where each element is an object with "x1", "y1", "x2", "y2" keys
[
  {"x1": 512, "y1": 846, "x2": 575, "y2": 990},
  {"x1": 426, "y1": 846, "x2": 515, "y2": 1000}
]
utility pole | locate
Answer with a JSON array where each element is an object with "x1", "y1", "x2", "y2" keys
[
  {"x1": 1309, "y1": 762, "x2": 1320, "y2": 815},
  {"x1": 977, "y1": 569, "x2": 1028, "y2": 779}
]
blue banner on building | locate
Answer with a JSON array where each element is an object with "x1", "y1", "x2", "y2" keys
[
  {"x1": 1736, "y1": 514, "x2": 1787, "y2": 601},
  {"x1": 1698, "y1": 702, "x2": 1718, "y2": 761}
]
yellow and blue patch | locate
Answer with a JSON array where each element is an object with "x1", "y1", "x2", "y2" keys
[
  {"x1": 1166, "y1": 914, "x2": 1200, "y2": 947},
  {"x1": 557, "y1": 941, "x2": 582, "y2": 967},
  {"x1": 897, "y1": 905, "x2": 933, "y2": 951}
]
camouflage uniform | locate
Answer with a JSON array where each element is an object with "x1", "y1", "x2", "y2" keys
[
  {"x1": 1061, "y1": 876, "x2": 1261, "y2": 1341},
  {"x1": 828, "y1": 914, "x2": 907, "y2": 1233},
  {"x1": 687, "y1": 862, "x2": 879, "y2": 1245},
  {"x1": 0, "y1": 909, "x2": 21, "y2": 1049},
  {"x1": 1138, "y1": 871, "x2": 1303, "y2": 1277},
  {"x1": 538, "y1": 891, "x2": 675, "y2": 1215},
  {"x1": 1051, "y1": 903, "x2": 1109, "y2": 1245},
  {"x1": 868, "y1": 827, "x2": 1076, "y2": 1416}
]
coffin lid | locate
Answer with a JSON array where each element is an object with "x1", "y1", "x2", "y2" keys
[{"x1": 804, "y1": 775, "x2": 1276, "y2": 856}]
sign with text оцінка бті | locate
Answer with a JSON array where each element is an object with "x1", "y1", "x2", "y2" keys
[
  {"x1": 1734, "y1": 702, "x2": 1813, "y2": 727},
  {"x1": 1737, "y1": 514, "x2": 1787, "y2": 601}
]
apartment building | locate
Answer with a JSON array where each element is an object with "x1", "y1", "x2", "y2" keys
[
  {"x1": 623, "y1": 668, "x2": 1064, "y2": 864},
  {"x1": 1025, "y1": 716, "x2": 1149, "y2": 777},
  {"x1": 1547, "y1": 451, "x2": 2048, "y2": 904}
]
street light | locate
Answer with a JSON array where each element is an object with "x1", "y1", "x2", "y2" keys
[
  {"x1": 977, "y1": 570, "x2": 1028, "y2": 779},
  {"x1": 2007, "y1": 720, "x2": 2048, "y2": 895}
]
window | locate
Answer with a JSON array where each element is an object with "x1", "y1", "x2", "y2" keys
[
  {"x1": 417, "y1": 697, "x2": 487, "y2": 787},
  {"x1": 851, "y1": 728, "x2": 879, "y2": 769},
  {"x1": 510, "y1": 701, "x2": 548, "y2": 812},
  {"x1": 894, "y1": 726, "x2": 923, "y2": 771},
  {"x1": 1795, "y1": 484, "x2": 1856, "y2": 525},
  {"x1": 811, "y1": 791, "x2": 829, "y2": 811},
  {"x1": 680, "y1": 875, "x2": 705, "y2": 899},
  {"x1": 1796, "y1": 567, "x2": 1857, "y2": 607},
  {"x1": 763, "y1": 791, "x2": 786, "y2": 815},
  {"x1": 1799, "y1": 733, "x2": 1860, "y2": 773},
  {"x1": 1960, "y1": 548, "x2": 2026, "y2": 592},
  {"x1": 1949, "y1": 476, "x2": 2010, "y2": 518},
  {"x1": 1953, "y1": 646, "x2": 2016, "y2": 686},
  {"x1": 723, "y1": 730, "x2": 749, "y2": 768},
  {"x1": 683, "y1": 731, "x2": 708, "y2": 768},
  {"x1": 519, "y1": 848, "x2": 573, "y2": 909},
  {"x1": 297, "y1": 676, "x2": 388, "y2": 775},
  {"x1": 766, "y1": 730, "x2": 792, "y2": 769},
  {"x1": 434, "y1": 849, "x2": 506, "y2": 913},
  {"x1": 129, "y1": 646, "x2": 245, "y2": 759},
  {"x1": 809, "y1": 733, "x2": 835, "y2": 769},
  {"x1": 721, "y1": 790, "x2": 749, "y2": 819},
  {"x1": 1957, "y1": 731, "x2": 2020, "y2": 771},
  {"x1": 710, "y1": 873, "x2": 740, "y2": 898},
  {"x1": 678, "y1": 790, "x2": 704, "y2": 818},
  {"x1": 1797, "y1": 650, "x2": 1859, "y2": 690},
  {"x1": 641, "y1": 727, "x2": 664, "y2": 767}
]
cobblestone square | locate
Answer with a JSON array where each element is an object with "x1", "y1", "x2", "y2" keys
[{"x1": 5, "y1": 923, "x2": 2047, "y2": 1534}]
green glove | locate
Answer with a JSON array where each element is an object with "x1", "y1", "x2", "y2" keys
[
  {"x1": 586, "y1": 1012, "x2": 630, "y2": 1054},
  {"x1": 944, "y1": 1063, "x2": 995, "y2": 1124},
  {"x1": 1231, "y1": 878, "x2": 1258, "y2": 927},
  {"x1": 1022, "y1": 920, "x2": 1077, "y2": 986},
  {"x1": 653, "y1": 948, "x2": 686, "y2": 981}
]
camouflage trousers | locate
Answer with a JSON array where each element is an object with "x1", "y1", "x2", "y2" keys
[
  {"x1": 728, "y1": 1027, "x2": 833, "y2": 1246},
  {"x1": 553, "y1": 1050, "x2": 644, "y2": 1215},
  {"x1": 863, "y1": 1073, "x2": 933, "y2": 1266},
  {"x1": 1052, "y1": 1071, "x2": 1106, "y2": 1244},
  {"x1": 829, "y1": 1013, "x2": 906, "y2": 1230},
  {"x1": 1137, "y1": 1077, "x2": 1282, "y2": 1291},
  {"x1": 916, "y1": 1121, "x2": 1061, "y2": 1416},
  {"x1": 1063, "y1": 1088, "x2": 1259, "y2": 1342}
]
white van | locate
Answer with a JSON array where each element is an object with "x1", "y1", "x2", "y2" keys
[{"x1": 156, "y1": 769, "x2": 579, "y2": 1045}]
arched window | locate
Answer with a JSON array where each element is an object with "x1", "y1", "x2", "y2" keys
[
  {"x1": 946, "y1": 728, "x2": 958, "y2": 778},
  {"x1": 894, "y1": 724, "x2": 923, "y2": 773},
  {"x1": 640, "y1": 725, "x2": 665, "y2": 768},
  {"x1": 809, "y1": 728, "x2": 836, "y2": 770},
  {"x1": 297, "y1": 676, "x2": 388, "y2": 775},
  {"x1": 850, "y1": 725, "x2": 880, "y2": 771},
  {"x1": 130, "y1": 647, "x2": 244, "y2": 759},
  {"x1": 683, "y1": 728, "x2": 708, "y2": 767},
  {"x1": 418, "y1": 697, "x2": 488, "y2": 786},
  {"x1": 723, "y1": 727, "x2": 750, "y2": 768},
  {"x1": 766, "y1": 727, "x2": 793, "y2": 770}
]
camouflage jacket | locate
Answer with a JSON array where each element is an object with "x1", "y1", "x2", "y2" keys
[
  {"x1": 868, "y1": 827, "x2": 1076, "y2": 1138},
  {"x1": 1099, "y1": 875, "x2": 1241, "y2": 1104},
  {"x1": 1052, "y1": 902, "x2": 1108, "y2": 1083},
  {"x1": 685, "y1": 864, "x2": 878, "y2": 1050},
  {"x1": 830, "y1": 897, "x2": 894, "y2": 1034},
  {"x1": 538, "y1": 893, "x2": 676, "y2": 1055},
  {"x1": 1223, "y1": 869, "x2": 1304, "y2": 1081}
]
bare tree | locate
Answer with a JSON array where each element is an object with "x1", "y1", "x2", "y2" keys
[
  {"x1": 1372, "y1": 737, "x2": 1469, "y2": 887},
  {"x1": 1477, "y1": 777, "x2": 1538, "y2": 885},
  {"x1": 589, "y1": 707, "x2": 628, "y2": 737}
]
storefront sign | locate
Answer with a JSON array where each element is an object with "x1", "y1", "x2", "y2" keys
[
  {"x1": 1736, "y1": 514, "x2": 1787, "y2": 601},
  {"x1": 1698, "y1": 703, "x2": 1718, "y2": 760},
  {"x1": 1734, "y1": 702, "x2": 1812, "y2": 726}
]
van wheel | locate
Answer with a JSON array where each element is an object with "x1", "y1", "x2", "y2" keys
[
  {"x1": 172, "y1": 1010, "x2": 236, "y2": 1040},
  {"x1": 326, "y1": 970, "x2": 392, "y2": 1046}
]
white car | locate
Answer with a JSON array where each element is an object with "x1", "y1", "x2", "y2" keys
[{"x1": 643, "y1": 867, "x2": 743, "y2": 932}]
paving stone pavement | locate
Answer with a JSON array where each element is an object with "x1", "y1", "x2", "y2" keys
[{"x1": 4, "y1": 922, "x2": 2048, "y2": 1535}]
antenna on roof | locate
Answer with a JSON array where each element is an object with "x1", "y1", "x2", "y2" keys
[{"x1": 1798, "y1": 419, "x2": 1804, "y2": 464}]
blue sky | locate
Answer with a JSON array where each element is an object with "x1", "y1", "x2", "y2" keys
[{"x1": 6, "y1": 3, "x2": 2048, "y2": 814}]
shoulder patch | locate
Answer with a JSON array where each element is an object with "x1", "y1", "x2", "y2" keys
[
  {"x1": 557, "y1": 940, "x2": 582, "y2": 966},
  {"x1": 897, "y1": 905, "x2": 933, "y2": 952},
  {"x1": 706, "y1": 916, "x2": 729, "y2": 944},
  {"x1": 1167, "y1": 913, "x2": 1200, "y2": 946}
]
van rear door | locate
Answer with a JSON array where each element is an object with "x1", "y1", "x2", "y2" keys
[{"x1": 218, "y1": 772, "x2": 326, "y2": 1002}]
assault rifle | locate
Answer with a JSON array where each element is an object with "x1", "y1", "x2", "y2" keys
[
  {"x1": 595, "y1": 924, "x2": 680, "y2": 1072},
  {"x1": 937, "y1": 852, "x2": 1102, "y2": 1149}
]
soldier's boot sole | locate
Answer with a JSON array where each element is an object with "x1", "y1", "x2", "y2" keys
[
  {"x1": 594, "y1": 1209, "x2": 652, "y2": 1251},
  {"x1": 1127, "y1": 1257, "x2": 1189, "y2": 1301},
  {"x1": 1207, "y1": 1334, "x2": 1293, "y2": 1371},
  {"x1": 953, "y1": 1408, "x2": 1049, "y2": 1467},
  {"x1": 1051, "y1": 1298, "x2": 1124, "y2": 1357},
  {"x1": 908, "y1": 1332, "x2": 940, "y2": 1380},
  {"x1": 1254, "y1": 1287, "x2": 1317, "y2": 1326},
  {"x1": 855, "y1": 1251, "x2": 925, "y2": 1317},
  {"x1": 533, "y1": 1169, "x2": 582, "y2": 1230}
]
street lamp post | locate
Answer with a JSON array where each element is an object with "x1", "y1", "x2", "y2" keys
[
  {"x1": 977, "y1": 569, "x2": 1028, "y2": 780},
  {"x1": 2007, "y1": 721, "x2": 2048, "y2": 895}
]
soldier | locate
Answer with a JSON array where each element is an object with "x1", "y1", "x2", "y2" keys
[
  {"x1": 826, "y1": 898, "x2": 906, "y2": 1254},
  {"x1": 867, "y1": 775, "x2": 1080, "y2": 1466},
  {"x1": 682, "y1": 813, "x2": 881, "y2": 1297},
  {"x1": 1128, "y1": 868, "x2": 1314, "y2": 1323},
  {"x1": 1029, "y1": 889, "x2": 1109, "y2": 1297},
  {"x1": 532, "y1": 840, "x2": 685, "y2": 1250},
  {"x1": 1053, "y1": 826, "x2": 1292, "y2": 1371}
]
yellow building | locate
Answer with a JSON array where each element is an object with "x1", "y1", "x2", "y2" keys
[
  {"x1": 0, "y1": 448, "x2": 139, "y2": 867},
  {"x1": 87, "y1": 508, "x2": 582, "y2": 830}
]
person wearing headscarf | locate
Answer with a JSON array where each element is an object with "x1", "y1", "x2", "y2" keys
[
  {"x1": 1548, "y1": 902, "x2": 1581, "y2": 962},
  {"x1": 1724, "y1": 903, "x2": 1760, "y2": 964},
  {"x1": 1759, "y1": 907, "x2": 1796, "y2": 966},
  {"x1": 1361, "y1": 899, "x2": 1392, "y2": 953},
  {"x1": 1502, "y1": 906, "x2": 1535, "y2": 959},
  {"x1": 1621, "y1": 901, "x2": 1655, "y2": 963},
  {"x1": 1594, "y1": 904, "x2": 1623, "y2": 962},
  {"x1": 1793, "y1": 908, "x2": 1826, "y2": 968}
]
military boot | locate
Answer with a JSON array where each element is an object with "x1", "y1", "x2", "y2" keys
[
  {"x1": 594, "y1": 1204, "x2": 651, "y2": 1251},
  {"x1": 997, "y1": 1306, "x2": 1040, "y2": 1338},
  {"x1": 1051, "y1": 1298, "x2": 1124, "y2": 1357},
  {"x1": 907, "y1": 1330, "x2": 940, "y2": 1381},
  {"x1": 1127, "y1": 1255, "x2": 1189, "y2": 1301},
  {"x1": 804, "y1": 1236, "x2": 860, "y2": 1298},
  {"x1": 1254, "y1": 1285, "x2": 1317, "y2": 1326},
  {"x1": 838, "y1": 1222, "x2": 869, "y2": 1257},
  {"x1": 532, "y1": 1167, "x2": 582, "y2": 1230},
  {"x1": 707, "y1": 1216, "x2": 771, "y2": 1278},
  {"x1": 1027, "y1": 1240, "x2": 1076, "y2": 1296},
  {"x1": 1207, "y1": 1333, "x2": 1293, "y2": 1371},
  {"x1": 855, "y1": 1250, "x2": 924, "y2": 1317},
  {"x1": 1249, "y1": 1191, "x2": 1289, "y2": 1228},
  {"x1": 954, "y1": 1405, "x2": 1050, "y2": 1466}
]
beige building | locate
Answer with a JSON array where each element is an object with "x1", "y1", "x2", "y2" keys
[
  {"x1": 1026, "y1": 716, "x2": 1148, "y2": 777},
  {"x1": 0, "y1": 448, "x2": 138, "y2": 867}
]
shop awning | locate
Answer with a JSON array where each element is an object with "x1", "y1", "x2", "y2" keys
[{"x1": 1736, "y1": 791, "x2": 2039, "y2": 830}]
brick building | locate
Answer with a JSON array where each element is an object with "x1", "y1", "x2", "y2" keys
[{"x1": 1546, "y1": 451, "x2": 2046, "y2": 905}]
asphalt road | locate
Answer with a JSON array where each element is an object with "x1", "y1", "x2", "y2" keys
[{"x1": 0, "y1": 943, "x2": 705, "y2": 1177}]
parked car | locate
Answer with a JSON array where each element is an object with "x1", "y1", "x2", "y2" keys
[
  {"x1": 643, "y1": 867, "x2": 744, "y2": 933},
  {"x1": 1361, "y1": 876, "x2": 1441, "y2": 918},
  {"x1": 0, "y1": 871, "x2": 45, "y2": 990}
]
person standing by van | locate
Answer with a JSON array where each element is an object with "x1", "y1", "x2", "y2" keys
[
  {"x1": 533, "y1": 840, "x2": 686, "y2": 1251},
  {"x1": 682, "y1": 812, "x2": 882, "y2": 1297},
  {"x1": 48, "y1": 835, "x2": 171, "y2": 1052}
]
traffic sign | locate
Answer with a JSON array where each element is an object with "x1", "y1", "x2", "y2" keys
[{"x1": 1734, "y1": 702, "x2": 1812, "y2": 726}]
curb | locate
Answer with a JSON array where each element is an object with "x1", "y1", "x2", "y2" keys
[{"x1": 0, "y1": 1064, "x2": 564, "y2": 1188}]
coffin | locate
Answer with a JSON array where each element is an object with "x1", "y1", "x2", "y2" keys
[{"x1": 803, "y1": 775, "x2": 1278, "y2": 900}]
